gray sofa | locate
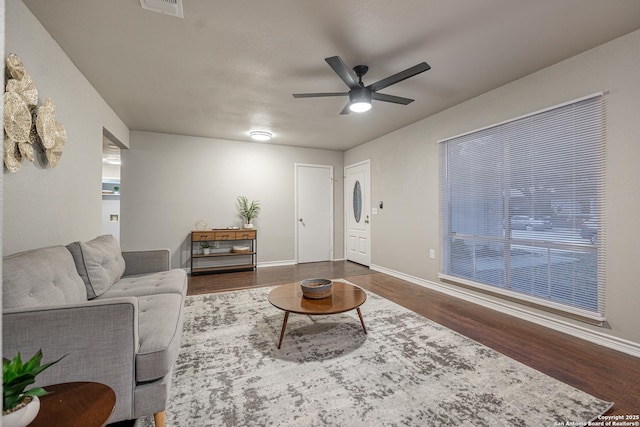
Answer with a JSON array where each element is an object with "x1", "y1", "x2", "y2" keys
[{"x1": 2, "y1": 235, "x2": 187, "y2": 427}]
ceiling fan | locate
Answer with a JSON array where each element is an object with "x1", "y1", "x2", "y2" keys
[{"x1": 293, "y1": 56, "x2": 431, "y2": 114}]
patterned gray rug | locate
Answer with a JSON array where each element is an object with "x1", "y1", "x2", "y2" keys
[{"x1": 136, "y1": 280, "x2": 612, "y2": 426}]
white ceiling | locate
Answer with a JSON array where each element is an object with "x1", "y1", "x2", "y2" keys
[{"x1": 22, "y1": 0, "x2": 640, "y2": 151}]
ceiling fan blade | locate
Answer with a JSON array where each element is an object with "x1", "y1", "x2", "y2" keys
[
  {"x1": 339, "y1": 102, "x2": 351, "y2": 115},
  {"x1": 325, "y1": 56, "x2": 361, "y2": 90},
  {"x1": 371, "y1": 92, "x2": 414, "y2": 105},
  {"x1": 292, "y1": 92, "x2": 349, "y2": 98},
  {"x1": 368, "y1": 62, "x2": 431, "y2": 92}
]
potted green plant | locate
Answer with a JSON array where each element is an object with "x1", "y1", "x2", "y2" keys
[
  {"x1": 237, "y1": 196, "x2": 261, "y2": 228},
  {"x1": 200, "y1": 241, "x2": 211, "y2": 255},
  {"x1": 3, "y1": 350, "x2": 65, "y2": 427}
]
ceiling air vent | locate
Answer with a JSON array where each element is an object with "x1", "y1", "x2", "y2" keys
[{"x1": 140, "y1": 0, "x2": 184, "y2": 18}]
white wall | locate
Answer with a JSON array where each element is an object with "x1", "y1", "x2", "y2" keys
[
  {"x1": 345, "y1": 29, "x2": 640, "y2": 345},
  {"x1": 3, "y1": 0, "x2": 129, "y2": 255},
  {"x1": 102, "y1": 163, "x2": 120, "y2": 181},
  {"x1": 121, "y1": 131, "x2": 345, "y2": 269},
  {"x1": 101, "y1": 199, "x2": 120, "y2": 241}
]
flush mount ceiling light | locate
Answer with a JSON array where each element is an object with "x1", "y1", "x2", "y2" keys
[{"x1": 249, "y1": 131, "x2": 272, "y2": 141}]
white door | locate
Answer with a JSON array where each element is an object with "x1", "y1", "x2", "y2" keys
[
  {"x1": 296, "y1": 164, "x2": 333, "y2": 263},
  {"x1": 345, "y1": 160, "x2": 371, "y2": 266}
]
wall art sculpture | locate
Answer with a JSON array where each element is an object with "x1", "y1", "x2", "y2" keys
[{"x1": 3, "y1": 53, "x2": 66, "y2": 172}]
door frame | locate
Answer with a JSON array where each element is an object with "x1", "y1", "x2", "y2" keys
[
  {"x1": 344, "y1": 159, "x2": 371, "y2": 266},
  {"x1": 294, "y1": 163, "x2": 334, "y2": 264}
]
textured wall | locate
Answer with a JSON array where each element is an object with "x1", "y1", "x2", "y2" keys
[
  {"x1": 346, "y1": 29, "x2": 640, "y2": 344},
  {"x1": 3, "y1": 1, "x2": 128, "y2": 255},
  {"x1": 121, "y1": 131, "x2": 345, "y2": 268}
]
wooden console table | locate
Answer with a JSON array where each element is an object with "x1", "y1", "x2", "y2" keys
[
  {"x1": 30, "y1": 381, "x2": 116, "y2": 427},
  {"x1": 190, "y1": 229, "x2": 257, "y2": 274}
]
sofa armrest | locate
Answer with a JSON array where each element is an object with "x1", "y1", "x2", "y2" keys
[
  {"x1": 2, "y1": 298, "x2": 139, "y2": 422},
  {"x1": 122, "y1": 249, "x2": 170, "y2": 276}
]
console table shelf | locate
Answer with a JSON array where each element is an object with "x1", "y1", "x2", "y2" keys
[
  {"x1": 190, "y1": 229, "x2": 257, "y2": 274},
  {"x1": 192, "y1": 251, "x2": 256, "y2": 258},
  {"x1": 191, "y1": 263, "x2": 256, "y2": 274}
]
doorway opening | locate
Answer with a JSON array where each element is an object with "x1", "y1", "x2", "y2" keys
[{"x1": 102, "y1": 132, "x2": 122, "y2": 241}]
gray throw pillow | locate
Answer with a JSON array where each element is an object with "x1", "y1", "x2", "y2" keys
[
  {"x1": 3, "y1": 246, "x2": 87, "y2": 309},
  {"x1": 66, "y1": 235, "x2": 126, "y2": 299}
]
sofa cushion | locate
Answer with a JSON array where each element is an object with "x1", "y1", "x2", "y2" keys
[
  {"x1": 135, "y1": 293, "x2": 185, "y2": 382},
  {"x1": 3, "y1": 246, "x2": 87, "y2": 309},
  {"x1": 67, "y1": 235, "x2": 126, "y2": 299},
  {"x1": 97, "y1": 269, "x2": 188, "y2": 300}
]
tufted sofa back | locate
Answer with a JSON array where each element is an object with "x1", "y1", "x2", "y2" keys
[
  {"x1": 3, "y1": 245, "x2": 88, "y2": 309},
  {"x1": 66, "y1": 235, "x2": 126, "y2": 299}
]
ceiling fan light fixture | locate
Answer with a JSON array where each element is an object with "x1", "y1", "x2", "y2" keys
[
  {"x1": 292, "y1": 56, "x2": 429, "y2": 115},
  {"x1": 349, "y1": 101, "x2": 372, "y2": 113},
  {"x1": 349, "y1": 88, "x2": 372, "y2": 113},
  {"x1": 249, "y1": 131, "x2": 272, "y2": 141}
]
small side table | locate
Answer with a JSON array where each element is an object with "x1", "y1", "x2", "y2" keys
[{"x1": 30, "y1": 381, "x2": 116, "y2": 427}]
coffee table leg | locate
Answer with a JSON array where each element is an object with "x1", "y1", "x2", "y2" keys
[
  {"x1": 277, "y1": 311, "x2": 290, "y2": 349},
  {"x1": 356, "y1": 307, "x2": 367, "y2": 335}
]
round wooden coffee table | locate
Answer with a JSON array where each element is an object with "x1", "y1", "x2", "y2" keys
[{"x1": 268, "y1": 281, "x2": 367, "y2": 349}]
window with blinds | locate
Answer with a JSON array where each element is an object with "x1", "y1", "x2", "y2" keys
[{"x1": 439, "y1": 94, "x2": 606, "y2": 322}]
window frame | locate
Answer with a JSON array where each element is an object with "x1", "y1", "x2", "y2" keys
[{"x1": 438, "y1": 93, "x2": 606, "y2": 323}]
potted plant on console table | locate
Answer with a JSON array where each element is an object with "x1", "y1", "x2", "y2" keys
[
  {"x1": 3, "y1": 350, "x2": 65, "y2": 427},
  {"x1": 200, "y1": 241, "x2": 211, "y2": 255},
  {"x1": 237, "y1": 195, "x2": 261, "y2": 228}
]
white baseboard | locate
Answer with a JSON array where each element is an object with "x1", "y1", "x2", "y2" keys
[
  {"x1": 259, "y1": 258, "x2": 345, "y2": 267},
  {"x1": 370, "y1": 264, "x2": 640, "y2": 359},
  {"x1": 257, "y1": 260, "x2": 297, "y2": 268}
]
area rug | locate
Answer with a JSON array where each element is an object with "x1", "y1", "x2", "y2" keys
[{"x1": 135, "y1": 280, "x2": 612, "y2": 426}]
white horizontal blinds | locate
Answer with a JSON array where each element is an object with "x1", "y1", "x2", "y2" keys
[
  {"x1": 442, "y1": 128, "x2": 507, "y2": 287},
  {"x1": 440, "y1": 94, "x2": 606, "y2": 320}
]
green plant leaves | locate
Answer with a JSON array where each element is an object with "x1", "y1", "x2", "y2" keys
[
  {"x1": 237, "y1": 195, "x2": 261, "y2": 223},
  {"x1": 2, "y1": 350, "x2": 66, "y2": 411}
]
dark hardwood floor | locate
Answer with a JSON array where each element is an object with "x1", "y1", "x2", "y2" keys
[
  {"x1": 189, "y1": 261, "x2": 640, "y2": 417},
  {"x1": 187, "y1": 260, "x2": 377, "y2": 294},
  {"x1": 111, "y1": 260, "x2": 639, "y2": 425}
]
